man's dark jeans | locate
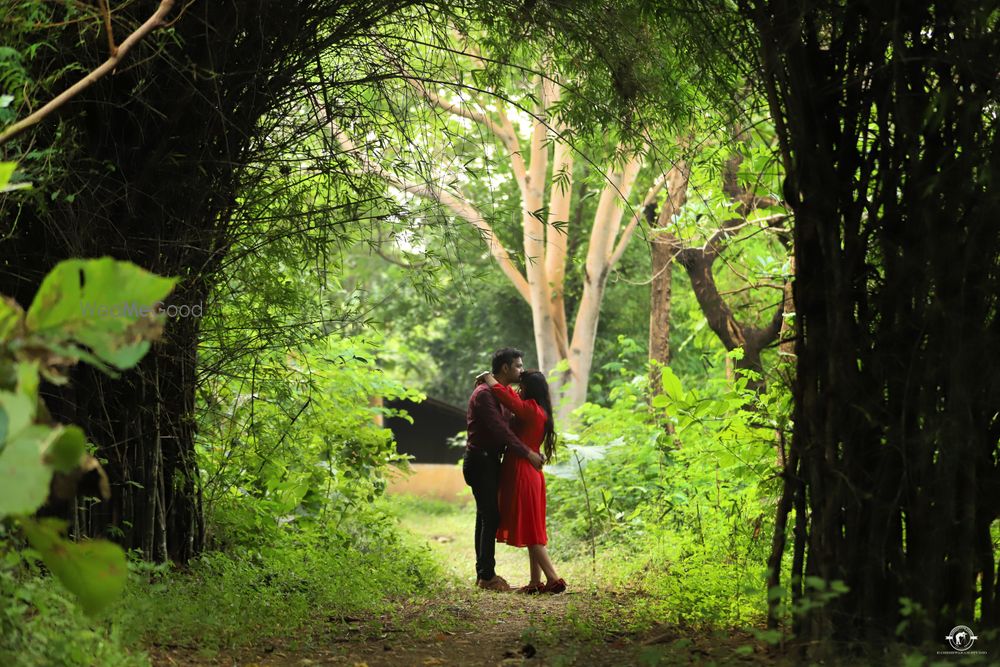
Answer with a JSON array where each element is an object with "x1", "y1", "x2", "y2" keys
[{"x1": 462, "y1": 448, "x2": 502, "y2": 582}]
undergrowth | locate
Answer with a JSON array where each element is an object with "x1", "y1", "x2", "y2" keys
[{"x1": 1, "y1": 512, "x2": 442, "y2": 666}]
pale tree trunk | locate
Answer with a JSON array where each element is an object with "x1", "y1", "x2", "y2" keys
[
  {"x1": 524, "y1": 74, "x2": 560, "y2": 377},
  {"x1": 545, "y1": 128, "x2": 574, "y2": 363},
  {"x1": 560, "y1": 155, "x2": 643, "y2": 418}
]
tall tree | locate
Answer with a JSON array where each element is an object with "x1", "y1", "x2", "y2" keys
[
  {"x1": 647, "y1": 148, "x2": 789, "y2": 393},
  {"x1": 333, "y1": 37, "x2": 673, "y2": 418},
  {"x1": 741, "y1": 0, "x2": 1000, "y2": 648},
  {"x1": 0, "y1": 0, "x2": 421, "y2": 561}
]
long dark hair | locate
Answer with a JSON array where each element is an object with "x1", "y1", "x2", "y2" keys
[{"x1": 518, "y1": 370, "x2": 556, "y2": 461}]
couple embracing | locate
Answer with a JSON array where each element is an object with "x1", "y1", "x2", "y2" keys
[{"x1": 462, "y1": 347, "x2": 566, "y2": 594}]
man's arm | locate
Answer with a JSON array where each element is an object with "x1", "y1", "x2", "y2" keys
[{"x1": 473, "y1": 389, "x2": 542, "y2": 468}]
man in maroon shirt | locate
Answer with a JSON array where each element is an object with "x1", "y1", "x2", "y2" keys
[{"x1": 463, "y1": 347, "x2": 544, "y2": 591}]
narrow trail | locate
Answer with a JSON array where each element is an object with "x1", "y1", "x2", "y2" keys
[{"x1": 151, "y1": 499, "x2": 775, "y2": 666}]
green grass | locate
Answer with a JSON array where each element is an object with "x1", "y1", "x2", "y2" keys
[
  {"x1": 2, "y1": 493, "x2": 770, "y2": 667},
  {"x1": 383, "y1": 493, "x2": 768, "y2": 641},
  {"x1": 111, "y1": 525, "x2": 443, "y2": 651},
  {"x1": 0, "y1": 569, "x2": 148, "y2": 667},
  {"x1": 384, "y1": 493, "x2": 470, "y2": 517},
  {"x1": 1, "y1": 508, "x2": 446, "y2": 665}
]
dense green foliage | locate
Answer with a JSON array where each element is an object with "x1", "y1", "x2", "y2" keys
[
  {"x1": 543, "y1": 342, "x2": 788, "y2": 627},
  {"x1": 3, "y1": 0, "x2": 992, "y2": 663},
  {"x1": 198, "y1": 334, "x2": 423, "y2": 548},
  {"x1": 2, "y1": 510, "x2": 442, "y2": 666}
]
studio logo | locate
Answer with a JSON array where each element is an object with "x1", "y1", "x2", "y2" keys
[{"x1": 945, "y1": 625, "x2": 978, "y2": 652}]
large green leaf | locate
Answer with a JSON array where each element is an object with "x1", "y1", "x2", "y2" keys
[
  {"x1": 0, "y1": 424, "x2": 56, "y2": 516},
  {"x1": 21, "y1": 518, "x2": 127, "y2": 615},
  {"x1": 0, "y1": 388, "x2": 34, "y2": 446},
  {"x1": 25, "y1": 258, "x2": 177, "y2": 370},
  {"x1": 44, "y1": 425, "x2": 86, "y2": 473},
  {"x1": 660, "y1": 366, "x2": 685, "y2": 402},
  {"x1": 0, "y1": 297, "x2": 24, "y2": 342}
]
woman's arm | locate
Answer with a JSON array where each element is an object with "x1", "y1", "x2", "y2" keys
[{"x1": 488, "y1": 381, "x2": 536, "y2": 421}]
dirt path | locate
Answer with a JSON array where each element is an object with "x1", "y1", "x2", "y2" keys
[{"x1": 150, "y1": 499, "x2": 776, "y2": 666}]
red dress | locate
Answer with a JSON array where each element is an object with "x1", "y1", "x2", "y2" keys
[{"x1": 492, "y1": 384, "x2": 548, "y2": 547}]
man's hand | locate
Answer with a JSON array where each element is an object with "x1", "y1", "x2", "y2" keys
[{"x1": 527, "y1": 451, "x2": 544, "y2": 470}]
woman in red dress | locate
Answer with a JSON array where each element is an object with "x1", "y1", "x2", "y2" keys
[{"x1": 483, "y1": 370, "x2": 566, "y2": 594}]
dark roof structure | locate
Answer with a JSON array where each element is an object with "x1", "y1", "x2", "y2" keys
[{"x1": 385, "y1": 397, "x2": 466, "y2": 464}]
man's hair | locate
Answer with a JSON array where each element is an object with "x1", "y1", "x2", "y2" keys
[{"x1": 491, "y1": 347, "x2": 523, "y2": 374}]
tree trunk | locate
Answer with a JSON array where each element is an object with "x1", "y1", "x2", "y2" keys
[
  {"x1": 648, "y1": 234, "x2": 674, "y2": 367},
  {"x1": 562, "y1": 156, "x2": 644, "y2": 420},
  {"x1": 648, "y1": 161, "x2": 690, "y2": 393},
  {"x1": 745, "y1": 0, "x2": 1000, "y2": 647},
  {"x1": 675, "y1": 236, "x2": 783, "y2": 394}
]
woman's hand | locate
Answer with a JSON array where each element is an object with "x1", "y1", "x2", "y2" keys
[{"x1": 479, "y1": 372, "x2": 498, "y2": 387}]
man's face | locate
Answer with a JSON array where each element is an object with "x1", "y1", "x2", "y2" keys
[{"x1": 498, "y1": 357, "x2": 524, "y2": 385}]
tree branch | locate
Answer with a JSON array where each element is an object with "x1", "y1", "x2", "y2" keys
[
  {"x1": 405, "y1": 78, "x2": 512, "y2": 142},
  {"x1": 98, "y1": 0, "x2": 117, "y2": 56},
  {"x1": 676, "y1": 246, "x2": 742, "y2": 350},
  {"x1": 401, "y1": 73, "x2": 529, "y2": 204},
  {"x1": 331, "y1": 124, "x2": 530, "y2": 301},
  {"x1": 759, "y1": 294, "x2": 786, "y2": 343},
  {"x1": 0, "y1": 0, "x2": 175, "y2": 146}
]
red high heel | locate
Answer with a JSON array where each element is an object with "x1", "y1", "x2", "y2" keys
[
  {"x1": 543, "y1": 578, "x2": 566, "y2": 594},
  {"x1": 517, "y1": 582, "x2": 545, "y2": 594}
]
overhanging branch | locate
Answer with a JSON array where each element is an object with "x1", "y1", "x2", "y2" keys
[{"x1": 0, "y1": 0, "x2": 176, "y2": 146}]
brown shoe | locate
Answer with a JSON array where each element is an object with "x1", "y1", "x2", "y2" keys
[{"x1": 477, "y1": 575, "x2": 511, "y2": 592}]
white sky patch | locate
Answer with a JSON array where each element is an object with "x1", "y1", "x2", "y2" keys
[
  {"x1": 487, "y1": 172, "x2": 509, "y2": 189},
  {"x1": 508, "y1": 102, "x2": 534, "y2": 138},
  {"x1": 393, "y1": 228, "x2": 425, "y2": 254}
]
